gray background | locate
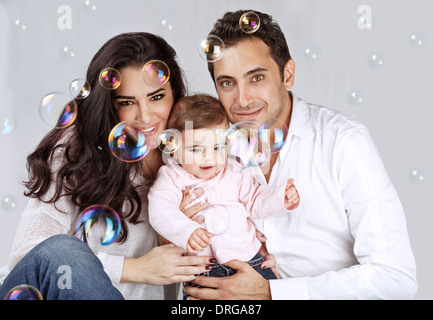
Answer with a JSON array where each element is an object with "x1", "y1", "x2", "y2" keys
[{"x1": 0, "y1": 0, "x2": 431, "y2": 299}]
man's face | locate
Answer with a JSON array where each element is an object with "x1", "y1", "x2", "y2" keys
[{"x1": 212, "y1": 38, "x2": 295, "y2": 128}]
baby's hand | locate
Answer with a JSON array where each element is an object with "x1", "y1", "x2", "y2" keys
[
  {"x1": 186, "y1": 228, "x2": 213, "y2": 254},
  {"x1": 284, "y1": 178, "x2": 300, "y2": 210}
]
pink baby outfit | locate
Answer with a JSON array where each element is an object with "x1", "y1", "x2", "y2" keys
[{"x1": 148, "y1": 164, "x2": 291, "y2": 264}]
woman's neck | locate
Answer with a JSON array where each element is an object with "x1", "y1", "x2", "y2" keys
[{"x1": 140, "y1": 148, "x2": 163, "y2": 181}]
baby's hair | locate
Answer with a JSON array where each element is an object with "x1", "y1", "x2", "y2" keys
[{"x1": 168, "y1": 94, "x2": 230, "y2": 132}]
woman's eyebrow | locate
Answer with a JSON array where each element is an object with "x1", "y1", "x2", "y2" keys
[
  {"x1": 114, "y1": 95, "x2": 135, "y2": 100},
  {"x1": 114, "y1": 88, "x2": 166, "y2": 100},
  {"x1": 147, "y1": 88, "x2": 165, "y2": 97}
]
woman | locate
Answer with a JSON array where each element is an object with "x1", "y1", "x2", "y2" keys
[{"x1": 0, "y1": 32, "x2": 213, "y2": 300}]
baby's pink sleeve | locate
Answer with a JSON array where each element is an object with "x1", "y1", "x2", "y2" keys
[
  {"x1": 148, "y1": 166, "x2": 202, "y2": 250},
  {"x1": 237, "y1": 170, "x2": 289, "y2": 218}
]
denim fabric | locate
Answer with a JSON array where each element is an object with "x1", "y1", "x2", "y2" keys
[
  {"x1": 0, "y1": 234, "x2": 124, "y2": 300},
  {"x1": 183, "y1": 252, "x2": 277, "y2": 299}
]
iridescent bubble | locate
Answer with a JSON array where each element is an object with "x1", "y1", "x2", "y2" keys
[
  {"x1": 4, "y1": 285, "x2": 43, "y2": 300},
  {"x1": 258, "y1": 119, "x2": 288, "y2": 154},
  {"x1": 348, "y1": 90, "x2": 364, "y2": 106},
  {"x1": 76, "y1": 205, "x2": 121, "y2": 246},
  {"x1": 1, "y1": 195, "x2": 19, "y2": 212},
  {"x1": 158, "y1": 129, "x2": 181, "y2": 154},
  {"x1": 69, "y1": 78, "x2": 91, "y2": 99},
  {"x1": 410, "y1": 33, "x2": 427, "y2": 48},
  {"x1": 239, "y1": 11, "x2": 261, "y2": 34},
  {"x1": 409, "y1": 168, "x2": 425, "y2": 185},
  {"x1": 142, "y1": 60, "x2": 170, "y2": 87},
  {"x1": 220, "y1": 121, "x2": 271, "y2": 169},
  {"x1": 161, "y1": 19, "x2": 173, "y2": 30},
  {"x1": 84, "y1": 0, "x2": 96, "y2": 10},
  {"x1": 368, "y1": 53, "x2": 384, "y2": 69},
  {"x1": 198, "y1": 35, "x2": 225, "y2": 62},
  {"x1": 303, "y1": 43, "x2": 321, "y2": 61},
  {"x1": 39, "y1": 92, "x2": 78, "y2": 129},
  {"x1": 14, "y1": 20, "x2": 27, "y2": 31},
  {"x1": 62, "y1": 46, "x2": 76, "y2": 59},
  {"x1": 1, "y1": 109, "x2": 17, "y2": 135},
  {"x1": 99, "y1": 68, "x2": 121, "y2": 90},
  {"x1": 108, "y1": 120, "x2": 153, "y2": 162}
]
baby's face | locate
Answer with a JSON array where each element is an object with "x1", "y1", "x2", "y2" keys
[{"x1": 176, "y1": 124, "x2": 228, "y2": 180}]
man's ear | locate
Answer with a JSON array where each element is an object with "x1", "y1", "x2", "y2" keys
[{"x1": 283, "y1": 59, "x2": 295, "y2": 91}]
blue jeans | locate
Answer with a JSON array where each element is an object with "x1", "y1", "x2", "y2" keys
[
  {"x1": 0, "y1": 234, "x2": 124, "y2": 300},
  {"x1": 183, "y1": 252, "x2": 277, "y2": 300}
]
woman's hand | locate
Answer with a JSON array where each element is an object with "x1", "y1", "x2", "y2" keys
[
  {"x1": 121, "y1": 243, "x2": 214, "y2": 286},
  {"x1": 179, "y1": 186, "x2": 210, "y2": 222}
]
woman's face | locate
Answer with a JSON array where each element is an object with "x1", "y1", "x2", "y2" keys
[{"x1": 113, "y1": 67, "x2": 174, "y2": 149}]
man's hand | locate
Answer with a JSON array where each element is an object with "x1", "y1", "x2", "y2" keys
[{"x1": 183, "y1": 259, "x2": 272, "y2": 300}]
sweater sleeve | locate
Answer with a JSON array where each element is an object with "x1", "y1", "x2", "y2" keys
[
  {"x1": 148, "y1": 166, "x2": 202, "y2": 250},
  {"x1": 237, "y1": 169, "x2": 290, "y2": 218}
]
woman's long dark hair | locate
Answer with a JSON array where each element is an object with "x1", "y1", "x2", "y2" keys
[{"x1": 24, "y1": 32, "x2": 186, "y2": 243}]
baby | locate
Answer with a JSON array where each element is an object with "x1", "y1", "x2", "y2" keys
[{"x1": 148, "y1": 94, "x2": 299, "y2": 286}]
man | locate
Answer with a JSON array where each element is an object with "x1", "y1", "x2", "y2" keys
[{"x1": 183, "y1": 10, "x2": 417, "y2": 299}]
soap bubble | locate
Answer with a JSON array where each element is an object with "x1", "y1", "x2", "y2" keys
[
  {"x1": 142, "y1": 60, "x2": 170, "y2": 87},
  {"x1": 239, "y1": 11, "x2": 261, "y2": 34},
  {"x1": 76, "y1": 205, "x2": 121, "y2": 246},
  {"x1": 221, "y1": 121, "x2": 271, "y2": 169},
  {"x1": 1, "y1": 109, "x2": 17, "y2": 135},
  {"x1": 1, "y1": 195, "x2": 19, "y2": 212},
  {"x1": 198, "y1": 35, "x2": 225, "y2": 62},
  {"x1": 99, "y1": 68, "x2": 121, "y2": 90},
  {"x1": 348, "y1": 90, "x2": 364, "y2": 106},
  {"x1": 39, "y1": 92, "x2": 77, "y2": 129},
  {"x1": 258, "y1": 119, "x2": 288, "y2": 155},
  {"x1": 409, "y1": 169, "x2": 425, "y2": 185},
  {"x1": 410, "y1": 33, "x2": 427, "y2": 48},
  {"x1": 69, "y1": 78, "x2": 91, "y2": 99},
  {"x1": 158, "y1": 129, "x2": 181, "y2": 154},
  {"x1": 4, "y1": 285, "x2": 43, "y2": 300},
  {"x1": 108, "y1": 120, "x2": 153, "y2": 162},
  {"x1": 368, "y1": 53, "x2": 384, "y2": 69}
]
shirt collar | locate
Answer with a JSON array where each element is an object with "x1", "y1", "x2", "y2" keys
[
  {"x1": 287, "y1": 93, "x2": 313, "y2": 139},
  {"x1": 276, "y1": 93, "x2": 313, "y2": 162}
]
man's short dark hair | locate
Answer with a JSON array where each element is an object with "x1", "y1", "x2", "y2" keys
[{"x1": 207, "y1": 10, "x2": 292, "y2": 81}]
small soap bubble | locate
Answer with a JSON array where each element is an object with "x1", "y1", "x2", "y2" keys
[
  {"x1": 304, "y1": 45, "x2": 320, "y2": 60},
  {"x1": 239, "y1": 11, "x2": 261, "y2": 34},
  {"x1": 84, "y1": 0, "x2": 96, "y2": 10},
  {"x1": 76, "y1": 205, "x2": 121, "y2": 246},
  {"x1": 409, "y1": 169, "x2": 425, "y2": 185},
  {"x1": 198, "y1": 35, "x2": 225, "y2": 62},
  {"x1": 4, "y1": 285, "x2": 43, "y2": 300},
  {"x1": 348, "y1": 90, "x2": 364, "y2": 106},
  {"x1": 14, "y1": 20, "x2": 27, "y2": 31},
  {"x1": 1, "y1": 195, "x2": 19, "y2": 212},
  {"x1": 368, "y1": 53, "x2": 384, "y2": 69},
  {"x1": 161, "y1": 19, "x2": 173, "y2": 30},
  {"x1": 158, "y1": 129, "x2": 181, "y2": 154},
  {"x1": 39, "y1": 92, "x2": 77, "y2": 129},
  {"x1": 410, "y1": 33, "x2": 427, "y2": 48},
  {"x1": 69, "y1": 78, "x2": 91, "y2": 99},
  {"x1": 142, "y1": 60, "x2": 170, "y2": 87},
  {"x1": 1, "y1": 109, "x2": 17, "y2": 135},
  {"x1": 63, "y1": 46, "x2": 75, "y2": 59},
  {"x1": 99, "y1": 68, "x2": 122, "y2": 90},
  {"x1": 108, "y1": 120, "x2": 153, "y2": 162}
]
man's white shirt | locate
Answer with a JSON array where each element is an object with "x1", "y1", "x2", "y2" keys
[{"x1": 245, "y1": 94, "x2": 417, "y2": 299}]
